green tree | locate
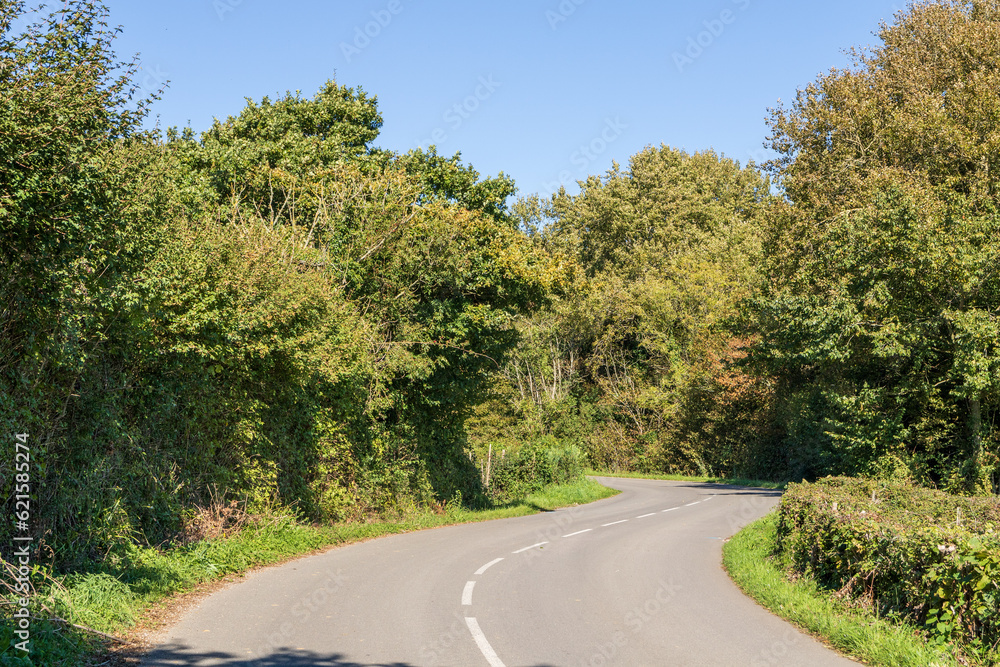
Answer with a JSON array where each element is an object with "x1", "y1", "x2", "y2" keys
[
  {"x1": 757, "y1": 0, "x2": 1000, "y2": 491},
  {"x1": 508, "y1": 146, "x2": 772, "y2": 475},
  {"x1": 167, "y1": 82, "x2": 559, "y2": 508},
  {"x1": 0, "y1": 0, "x2": 179, "y2": 561}
]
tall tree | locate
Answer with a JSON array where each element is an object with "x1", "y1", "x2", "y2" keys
[
  {"x1": 517, "y1": 146, "x2": 772, "y2": 475},
  {"x1": 757, "y1": 0, "x2": 1000, "y2": 490}
]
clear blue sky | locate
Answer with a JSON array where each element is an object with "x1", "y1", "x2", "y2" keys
[{"x1": 102, "y1": 0, "x2": 906, "y2": 198}]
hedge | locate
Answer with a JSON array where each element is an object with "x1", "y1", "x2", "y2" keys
[{"x1": 776, "y1": 477, "x2": 1000, "y2": 660}]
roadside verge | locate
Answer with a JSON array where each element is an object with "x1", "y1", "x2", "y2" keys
[{"x1": 722, "y1": 513, "x2": 964, "y2": 667}]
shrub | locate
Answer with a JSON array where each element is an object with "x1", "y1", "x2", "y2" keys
[
  {"x1": 486, "y1": 437, "x2": 584, "y2": 503},
  {"x1": 776, "y1": 477, "x2": 1000, "y2": 660}
]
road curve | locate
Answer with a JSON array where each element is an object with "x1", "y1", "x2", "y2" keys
[{"x1": 143, "y1": 477, "x2": 857, "y2": 666}]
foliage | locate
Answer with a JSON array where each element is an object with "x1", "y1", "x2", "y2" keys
[
  {"x1": 490, "y1": 145, "x2": 776, "y2": 478},
  {"x1": 755, "y1": 0, "x2": 1000, "y2": 491},
  {"x1": 0, "y1": 0, "x2": 169, "y2": 561},
  {"x1": 725, "y1": 513, "x2": 965, "y2": 667},
  {"x1": 486, "y1": 438, "x2": 585, "y2": 503},
  {"x1": 776, "y1": 477, "x2": 1000, "y2": 661}
]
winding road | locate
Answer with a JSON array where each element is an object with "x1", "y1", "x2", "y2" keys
[{"x1": 143, "y1": 477, "x2": 857, "y2": 666}]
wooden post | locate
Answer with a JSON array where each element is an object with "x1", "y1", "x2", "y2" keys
[{"x1": 485, "y1": 443, "x2": 492, "y2": 490}]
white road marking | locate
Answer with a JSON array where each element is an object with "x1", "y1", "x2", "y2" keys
[
  {"x1": 475, "y1": 558, "x2": 504, "y2": 575},
  {"x1": 563, "y1": 529, "x2": 592, "y2": 538},
  {"x1": 662, "y1": 507, "x2": 678, "y2": 512},
  {"x1": 513, "y1": 542, "x2": 548, "y2": 554},
  {"x1": 636, "y1": 513, "x2": 656, "y2": 519},
  {"x1": 704, "y1": 496, "x2": 715, "y2": 501},
  {"x1": 602, "y1": 519, "x2": 628, "y2": 526},
  {"x1": 466, "y1": 617, "x2": 506, "y2": 667},
  {"x1": 685, "y1": 501, "x2": 701, "y2": 507},
  {"x1": 462, "y1": 580, "x2": 476, "y2": 606}
]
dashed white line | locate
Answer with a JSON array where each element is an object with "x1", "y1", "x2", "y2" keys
[
  {"x1": 462, "y1": 580, "x2": 476, "y2": 606},
  {"x1": 563, "y1": 529, "x2": 593, "y2": 538},
  {"x1": 475, "y1": 558, "x2": 504, "y2": 575},
  {"x1": 466, "y1": 617, "x2": 506, "y2": 667},
  {"x1": 469, "y1": 492, "x2": 723, "y2": 664},
  {"x1": 513, "y1": 542, "x2": 548, "y2": 554}
]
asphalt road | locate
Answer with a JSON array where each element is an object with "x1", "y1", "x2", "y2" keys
[{"x1": 143, "y1": 477, "x2": 858, "y2": 666}]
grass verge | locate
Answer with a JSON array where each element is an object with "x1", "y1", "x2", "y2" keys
[
  {"x1": 587, "y1": 469, "x2": 785, "y2": 490},
  {"x1": 722, "y1": 512, "x2": 966, "y2": 667},
  {"x1": 2, "y1": 477, "x2": 618, "y2": 667}
]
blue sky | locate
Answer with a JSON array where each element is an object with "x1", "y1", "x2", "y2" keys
[{"x1": 102, "y1": 0, "x2": 906, "y2": 198}]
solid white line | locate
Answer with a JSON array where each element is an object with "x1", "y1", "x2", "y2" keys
[
  {"x1": 662, "y1": 507, "x2": 678, "y2": 512},
  {"x1": 563, "y1": 529, "x2": 592, "y2": 538},
  {"x1": 704, "y1": 496, "x2": 714, "y2": 501},
  {"x1": 602, "y1": 519, "x2": 628, "y2": 526},
  {"x1": 636, "y1": 513, "x2": 656, "y2": 519},
  {"x1": 475, "y1": 558, "x2": 504, "y2": 575},
  {"x1": 513, "y1": 542, "x2": 548, "y2": 554},
  {"x1": 462, "y1": 580, "x2": 476, "y2": 606},
  {"x1": 466, "y1": 617, "x2": 506, "y2": 667}
]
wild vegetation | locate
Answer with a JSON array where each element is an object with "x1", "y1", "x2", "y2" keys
[
  {"x1": 725, "y1": 512, "x2": 969, "y2": 667},
  {"x1": 1, "y1": 0, "x2": 999, "y2": 664},
  {"x1": 777, "y1": 478, "x2": 999, "y2": 663}
]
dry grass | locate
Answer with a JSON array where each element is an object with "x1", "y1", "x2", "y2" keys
[{"x1": 176, "y1": 488, "x2": 259, "y2": 544}]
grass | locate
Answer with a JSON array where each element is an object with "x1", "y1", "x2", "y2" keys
[
  {"x1": 0, "y1": 476, "x2": 618, "y2": 667},
  {"x1": 587, "y1": 468, "x2": 786, "y2": 490},
  {"x1": 722, "y1": 512, "x2": 967, "y2": 667}
]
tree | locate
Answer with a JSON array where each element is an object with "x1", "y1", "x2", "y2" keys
[
  {"x1": 0, "y1": 0, "x2": 161, "y2": 455},
  {"x1": 757, "y1": 0, "x2": 1000, "y2": 491},
  {"x1": 0, "y1": 1, "x2": 178, "y2": 562},
  {"x1": 517, "y1": 146, "x2": 772, "y2": 475}
]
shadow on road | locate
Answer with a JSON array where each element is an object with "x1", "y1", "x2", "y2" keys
[
  {"x1": 142, "y1": 642, "x2": 561, "y2": 667},
  {"x1": 141, "y1": 643, "x2": 412, "y2": 666},
  {"x1": 671, "y1": 482, "x2": 783, "y2": 497}
]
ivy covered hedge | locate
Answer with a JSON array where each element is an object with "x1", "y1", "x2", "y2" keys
[{"x1": 776, "y1": 478, "x2": 1000, "y2": 659}]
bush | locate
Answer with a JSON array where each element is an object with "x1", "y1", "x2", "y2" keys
[
  {"x1": 486, "y1": 437, "x2": 584, "y2": 503},
  {"x1": 776, "y1": 477, "x2": 1000, "y2": 660}
]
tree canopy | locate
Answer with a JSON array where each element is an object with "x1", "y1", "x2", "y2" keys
[{"x1": 757, "y1": 0, "x2": 1000, "y2": 490}]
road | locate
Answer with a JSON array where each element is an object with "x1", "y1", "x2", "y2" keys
[{"x1": 143, "y1": 477, "x2": 857, "y2": 666}]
